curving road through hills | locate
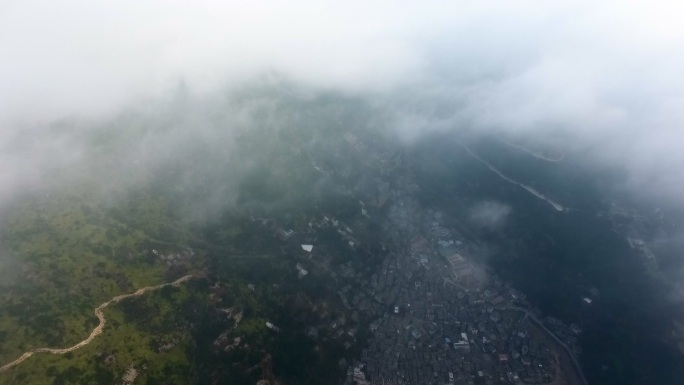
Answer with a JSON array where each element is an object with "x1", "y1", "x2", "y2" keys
[{"x1": 457, "y1": 142, "x2": 568, "y2": 212}]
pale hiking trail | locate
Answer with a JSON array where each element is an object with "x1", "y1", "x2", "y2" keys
[{"x1": 0, "y1": 275, "x2": 194, "y2": 373}]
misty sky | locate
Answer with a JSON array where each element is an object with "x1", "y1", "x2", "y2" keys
[{"x1": 2, "y1": 1, "x2": 684, "y2": 208}]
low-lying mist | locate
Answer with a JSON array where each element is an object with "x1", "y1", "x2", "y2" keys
[{"x1": 1, "y1": 1, "x2": 683, "y2": 217}]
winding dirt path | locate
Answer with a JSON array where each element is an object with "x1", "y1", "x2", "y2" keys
[{"x1": 0, "y1": 275, "x2": 194, "y2": 373}]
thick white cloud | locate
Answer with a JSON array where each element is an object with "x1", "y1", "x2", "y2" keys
[
  {"x1": 0, "y1": 0, "x2": 434, "y2": 121},
  {"x1": 2, "y1": 1, "x2": 682, "y2": 115},
  {"x1": 1, "y1": 0, "x2": 684, "y2": 204}
]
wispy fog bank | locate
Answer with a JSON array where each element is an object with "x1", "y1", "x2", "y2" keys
[{"x1": 1, "y1": 1, "x2": 684, "y2": 208}]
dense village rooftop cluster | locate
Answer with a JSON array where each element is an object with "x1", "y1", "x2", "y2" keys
[
  {"x1": 242, "y1": 130, "x2": 585, "y2": 384},
  {"x1": 339, "y1": 191, "x2": 572, "y2": 385}
]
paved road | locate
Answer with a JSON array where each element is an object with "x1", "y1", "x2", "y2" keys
[
  {"x1": 501, "y1": 306, "x2": 588, "y2": 385},
  {"x1": 457, "y1": 142, "x2": 567, "y2": 212}
]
